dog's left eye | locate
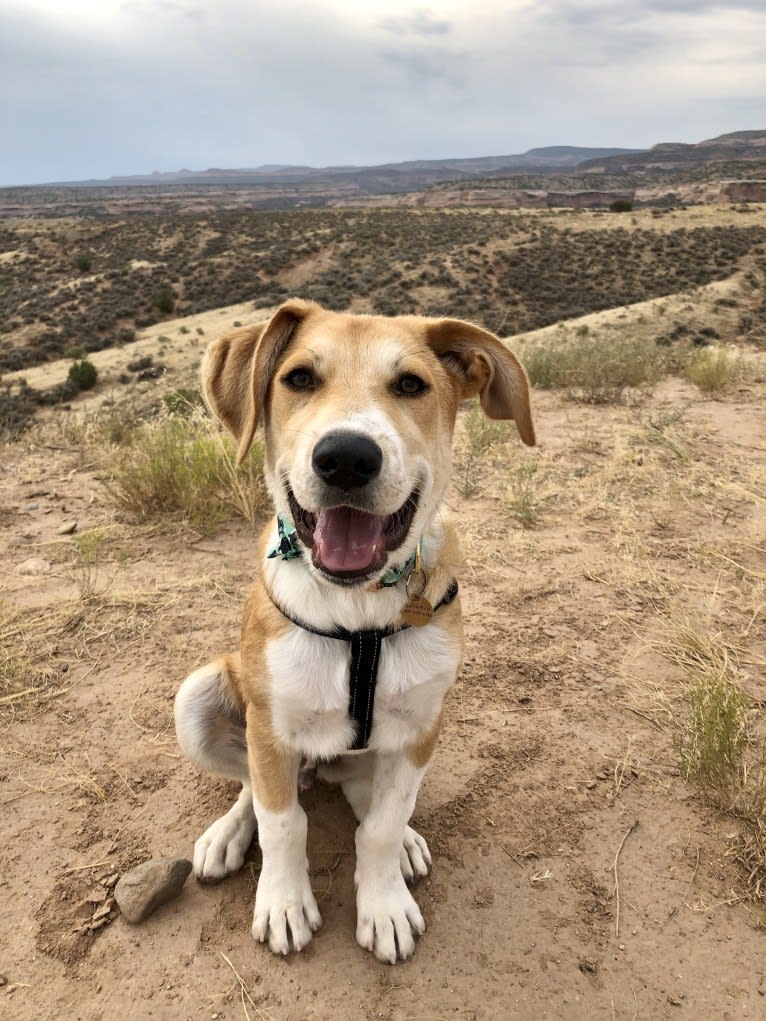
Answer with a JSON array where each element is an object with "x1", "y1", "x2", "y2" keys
[
  {"x1": 283, "y1": 368, "x2": 316, "y2": 391},
  {"x1": 394, "y1": 374, "x2": 428, "y2": 397}
]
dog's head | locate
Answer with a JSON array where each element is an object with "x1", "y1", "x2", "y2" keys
[{"x1": 203, "y1": 299, "x2": 535, "y2": 586}]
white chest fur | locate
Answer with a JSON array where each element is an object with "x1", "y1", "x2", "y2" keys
[{"x1": 266, "y1": 621, "x2": 461, "y2": 760}]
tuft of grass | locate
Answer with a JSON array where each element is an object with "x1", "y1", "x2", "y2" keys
[
  {"x1": 507, "y1": 459, "x2": 547, "y2": 527},
  {"x1": 457, "y1": 400, "x2": 509, "y2": 497},
  {"x1": 678, "y1": 671, "x2": 751, "y2": 801},
  {"x1": 517, "y1": 334, "x2": 665, "y2": 404},
  {"x1": 71, "y1": 529, "x2": 108, "y2": 599},
  {"x1": 664, "y1": 611, "x2": 766, "y2": 901},
  {"x1": 686, "y1": 347, "x2": 743, "y2": 393},
  {"x1": 106, "y1": 411, "x2": 267, "y2": 529}
]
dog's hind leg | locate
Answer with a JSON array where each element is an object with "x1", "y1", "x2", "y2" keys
[
  {"x1": 175, "y1": 656, "x2": 257, "y2": 881},
  {"x1": 321, "y1": 756, "x2": 431, "y2": 884}
]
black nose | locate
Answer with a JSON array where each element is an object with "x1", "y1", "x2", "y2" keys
[{"x1": 312, "y1": 432, "x2": 383, "y2": 489}]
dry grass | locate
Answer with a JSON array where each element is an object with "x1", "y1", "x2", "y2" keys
[
  {"x1": 0, "y1": 587, "x2": 177, "y2": 719},
  {"x1": 686, "y1": 347, "x2": 745, "y2": 393},
  {"x1": 0, "y1": 601, "x2": 63, "y2": 709},
  {"x1": 455, "y1": 400, "x2": 510, "y2": 497},
  {"x1": 106, "y1": 410, "x2": 267, "y2": 529},
  {"x1": 506, "y1": 459, "x2": 548, "y2": 528},
  {"x1": 660, "y1": 609, "x2": 766, "y2": 901},
  {"x1": 515, "y1": 332, "x2": 672, "y2": 404}
]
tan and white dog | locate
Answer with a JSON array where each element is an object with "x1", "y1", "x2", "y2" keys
[{"x1": 175, "y1": 299, "x2": 535, "y2": 963}]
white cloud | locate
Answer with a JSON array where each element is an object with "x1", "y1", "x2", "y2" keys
[{"x1": 0, "y1": 0, "x2": 764, "y2": 184}]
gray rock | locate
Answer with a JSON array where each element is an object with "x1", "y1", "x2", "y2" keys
[
  {"x1": 15, "y1": 557, "x2": 51, "y2": 576},
  {"x1": 114, "y1": 857, "x2": 192, "y2": 924}
]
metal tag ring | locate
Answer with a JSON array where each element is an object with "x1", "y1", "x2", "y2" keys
[{"x1": 406, "y1": 568, "x2": 428, "y2": 600}]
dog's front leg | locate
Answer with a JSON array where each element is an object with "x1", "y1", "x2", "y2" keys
[
  {"x1": 247, "y1": 705, "x2": 321, "y2": 955},
  {"x1": 354, "y1": 754, "x2": 427, "y2": 963}
]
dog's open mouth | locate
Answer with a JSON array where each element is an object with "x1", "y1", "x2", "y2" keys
[{"x1": 287, "y1": 488, "x2": 419, "y2": 580}]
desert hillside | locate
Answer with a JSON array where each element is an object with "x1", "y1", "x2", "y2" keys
[{"x1": 1, "y1": 202, "x2": 766, "y2": 1020}]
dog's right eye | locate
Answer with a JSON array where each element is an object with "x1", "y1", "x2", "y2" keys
[{"x1": 283, "y1": 368, "x2": 316, "y2": 391}]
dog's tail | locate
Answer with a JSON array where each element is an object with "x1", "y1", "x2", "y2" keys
[{"x1": 175, "y1": 653, "x2": 249, "y2": 782}]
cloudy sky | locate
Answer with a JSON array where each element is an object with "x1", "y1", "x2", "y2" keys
[{"x1": 1, "y1": 0, "x2": 765, "y2": 185}]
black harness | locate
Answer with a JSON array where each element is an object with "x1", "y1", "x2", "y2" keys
[{"x1": 269, "y1": 581, "x2": 459, "y2": 750}]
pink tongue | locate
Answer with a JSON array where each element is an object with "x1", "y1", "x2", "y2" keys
[{"x1": 313, "y1": 507, "x2": 385, "y2": 572}]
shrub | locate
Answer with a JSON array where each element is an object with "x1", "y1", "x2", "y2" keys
[
  {"x1": 106, "y1": 412, "x2": 267, "y2": 529},
  {"x1": 609, "y1": 199, "x2": 633, "y2": 213},
  {"x1": 76, "y1": 254, "x2": 92, "y2": 273},
  {"x1": 686, "y1": 348, "x2": 743, "y2": 392},
  {"x1": 517, "y1": 334, "x2": 662, "y2": 403},
  {"x1": 152, "y1": 287, "x2": 174, "y2": 315},
  {"x1": 67, "y1": 359, "x2": 98, "y2": 392},
  {"x1": 163, "y1": 387, "x2": 205, "y2": 416},
  {"x1": 126, "y1": 355, "x2": 153, "y2": 372}
]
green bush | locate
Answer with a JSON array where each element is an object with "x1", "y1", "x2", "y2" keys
[
  {"x1": 609, "y1": 199, "x2": 633, "y2": 213},
  {"x1": 152, "y1": 287, "x2": 175, "y2": 315},
  {"x1": 76, "y1": 254, "x2": 92, "y2": 273},
  {"x1": 67, "y1": 359, "x2": 98, "y2": 392}
]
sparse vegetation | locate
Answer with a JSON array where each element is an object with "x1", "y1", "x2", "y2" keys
[
  {"x1": 1, "y1": 209, "x2": 763, "y2": 373},
  {"x1": 71, "y1": 529, "x2": 108, "y2": 599},
  {"x1": 506, "y1": 460, "x2": 547, "y2": 527},
  {"x1": 163, "y1": 387, "x2": 205, "y2": 416},
  {"x1": 457, "y1": 400, "x2": 509, "y2": 496},
  {"x1": 1, "y1": 196, "x2": 765, "y2": 1010},
  {"x1": 107, "y1": 412, "x2": 267, "y2": 529},
  {"x1": 517, "y1": 333, "x2": 667, "y2": 403},
  {"x1": 661, "y1": 610, "x2": 766, "y2": 902},
  {"x1": 686, "y1": 347, "x2": 743, "y2": 392}
]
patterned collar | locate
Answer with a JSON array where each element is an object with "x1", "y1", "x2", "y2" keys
[{"x1": 266, "y1": 513, "x2": 416, "y2": 587}]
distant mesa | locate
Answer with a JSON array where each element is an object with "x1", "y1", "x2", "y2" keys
[{"x1": 3, "y1": 130, "x2": 765, "y2": 214}]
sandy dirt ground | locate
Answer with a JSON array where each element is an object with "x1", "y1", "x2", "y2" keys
[{"x1": 1, "y1": 325, "x2": 765, "y2": 1020}]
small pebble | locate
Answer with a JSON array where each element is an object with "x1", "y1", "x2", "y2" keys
[
  {"x1": 57, "y1": 521, "x2": 78, "y2": 535},
  {"x1": 23, "y1": 502, "x2": 38, "y2": 511}
]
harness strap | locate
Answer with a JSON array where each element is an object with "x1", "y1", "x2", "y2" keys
[{"x1": 267, "y1": 580, "x2": 458, "y2": 749}]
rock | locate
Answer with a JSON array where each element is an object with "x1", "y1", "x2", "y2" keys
[
  {"x1": 91, "y1": 899, "x2": 114, "y2": 922},
  {"x1": 57, "y1": 521, "x2": 78, "y2": 535},
  {"x1": 15, "y1": 557, "x2": 51, "y2": 576},
  {"x1": 114, "y1": 857, "x2": 192, "y2": 924},
  {"x1": 23, "y1": 502, "x2": 39, "y2": 512}
]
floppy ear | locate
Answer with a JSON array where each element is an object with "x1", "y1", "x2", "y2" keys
[
  {"x1": 425, "y1": 318, "x2": 536, "y2": 446},
  {"x1": 201, "y1": 298, "x2": 317, "y2": 464}
]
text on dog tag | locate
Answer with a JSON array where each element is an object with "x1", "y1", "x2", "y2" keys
[{"x1": 401, "y1": 596, "x2": 434, "y2": 627}]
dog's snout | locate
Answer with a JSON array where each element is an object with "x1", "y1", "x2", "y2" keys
[{"x1": 312, "y1": 432, "x2": 383, "y2": 489}]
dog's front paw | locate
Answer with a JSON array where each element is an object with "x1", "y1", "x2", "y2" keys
[
  {"x1": 356, "y1": 874, "x2": 426, "y2": 963},
  {"x1": 252, "y1": 869, "x2": 322, "y2": 955},
  {"x1": 399, "y1": 825, "x2": 431, "y2": 884},
  {"x1": 193, "y1": 804, "x2": 256, "y2": 882}
]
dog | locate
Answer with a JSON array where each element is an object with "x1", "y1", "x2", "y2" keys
[{"x1": 174, "y1": 299, "x2": 535, "y2": 962}]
